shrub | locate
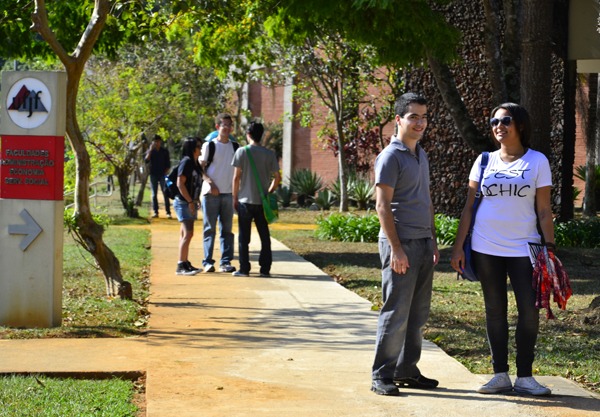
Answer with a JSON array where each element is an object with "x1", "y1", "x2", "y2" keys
[
  {"x1": 555, "y1": 218, "x2": 600, "y2": 248},
  {"x1": 289, "y1": 168, "x2": 323, "y2": 207},
  {"x1": 435, "y1": 214, "x2": 459, "y2": 246},
  {"x1": 349, "y1": 175, "x2": 375, "y2": 210},
  {"x1": 314, "y1": 188, "x2": 337, "y2": 210},
  {"x1": 315, "y1": 212, "x2": 380, "y2": 242},
  {"x1": 276, "y1": 185, "x2": 293, "y2": 208}
]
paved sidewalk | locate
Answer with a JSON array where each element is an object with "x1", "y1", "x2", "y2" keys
[{"x1": 1, "y1": 217, "x2": 599, "y2": 416}]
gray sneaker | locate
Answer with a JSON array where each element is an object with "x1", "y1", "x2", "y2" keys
[
  {"x1": 514, "y1": 377, "x2": 551, "y2": 396},
  {"x1": 477, "y1": 372, "x2": 512, "y2": 394}
]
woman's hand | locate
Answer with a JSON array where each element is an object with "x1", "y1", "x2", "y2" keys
[{"x1": 450, "y1": 246, "x2": 466, "y2": 274}]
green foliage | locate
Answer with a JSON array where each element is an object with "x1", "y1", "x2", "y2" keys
[
  {"x1": 0, "y1": 375, "x2": 139, "y2": 417},
  {"x1": 554, "y1": 218, "x2": 600, "y2": 248},
  {"x1": 0, "y1": 0, "x2": 160, "y2": 61},
  {"x1": 314, "y1": 188, "x2": 337, "y2": 210},
  {"x1": 63, "y1": 209, "x2": 110, "y2": 235},
  {"x1": 349, "y1": 175, "x2": 374, "y2": 209},
  {"x1": 315, "y1": 212, "x2": 379, "y2": 242},
  {"x1": 289, "y1": 169, "x2": 324, "y2": 206},
  {"x1": 266, "y1": 0, "x2": 460, "y2": 66},
  {"x1": 434, "y1": 214, "x2": 459, "y2": 246},
  {"x1": 276, "y1": 185, "x2": 293, "y2": 208}
]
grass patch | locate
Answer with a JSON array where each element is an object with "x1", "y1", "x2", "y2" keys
[
  {"x1": 0, "y1": 374, "x2": 142, "y2": 417},
  {"x1": 0, "y1": 224, "x2": 151, "y2": 339},
  {"x1": 273, "y1": 208, "x2": 600, "y2": 394}
]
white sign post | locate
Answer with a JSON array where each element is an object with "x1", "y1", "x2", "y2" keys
[{"x1": 0, "y1": 71, "x2": 66, "y2": 327}]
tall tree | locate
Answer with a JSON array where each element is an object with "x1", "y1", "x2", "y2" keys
[
  {"x1": 0, "y1": 0, "x2": 158, "y2": 298},
  {"x1": 520, "y1": 0, "x2": 553, "y2": 156},
  {"x1": 285, "y1": 34, "x2": 379, "y2": 211},
  {"x1": 175, "y1": 0, "x2": 459, "y2": 210},
  {"x1": 78, "y1": 42, "x2": 226, "y2": 215}
]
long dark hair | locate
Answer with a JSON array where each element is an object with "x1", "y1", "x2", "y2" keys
[
  {"x1": 491, "y1": 103, "x2": 531, "y2": 148},
  {"x1": 181, "y1": 136, "x2": 200, "y2": 161}
]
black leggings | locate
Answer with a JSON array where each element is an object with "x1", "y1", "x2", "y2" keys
[{"x1": 472, "y1": 251, "x2": 539, "y2": 377}]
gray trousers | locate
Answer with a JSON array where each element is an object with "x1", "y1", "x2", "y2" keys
[{"x1": 372, "y1": 237, "x2": 435, "y2": 381}]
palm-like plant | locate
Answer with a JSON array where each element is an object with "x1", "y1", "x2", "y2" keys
[
  {"x1": 289, "y1": 169, "x2": 324, "y2": 207},
  {"x1": 349, "y1": 175, "x2": 375, "y2": 210}
]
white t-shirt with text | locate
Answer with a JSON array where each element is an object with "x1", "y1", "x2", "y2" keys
[{"x1": 469, "y1": 148, "x2": 552, "y2": 257}]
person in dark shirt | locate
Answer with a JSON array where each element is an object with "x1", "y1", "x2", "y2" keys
[{"x1": 145, "y1": 134, "x2": 172, "y2": 218}]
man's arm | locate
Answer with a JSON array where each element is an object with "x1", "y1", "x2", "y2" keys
[
  {"x1": 268, "y1": 171, "x2": 281, "y2": 194},
  {"x1": 232, "y1": 166, "x2": 242, "y2": 211},
  {"x1": 375, "y1": 183, "x2": 408, "y2": 274},
  {"x1": 430, "y1": 193, "x2": 440, "y2": 266}
]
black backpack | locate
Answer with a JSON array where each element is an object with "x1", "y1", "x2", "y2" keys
[{"x1": 164, "y1": 159, "x2": 203, "y2": 200}]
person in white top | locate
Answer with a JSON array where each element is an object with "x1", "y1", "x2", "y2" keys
[
  {"x1": 451, "y1": 103, "x2": 555, "y2": 396},
  {"x1": 198, "y1": 113, "x2": 238, "y2": 273}
]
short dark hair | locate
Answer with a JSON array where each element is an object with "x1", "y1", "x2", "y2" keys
[
  {"x1": 153, "y1": 134, "x2": 162, "y2": 142},
  {"x1": 215, "y1": 113, "x2": 233, "y2": 125},
  {"x1": 394, "y1": 92, "x2": 427, "y2": 117},
  {"x1": 246, "y1": 121, "x2": 264, "y2": 142},
  {"x1": 491, "y1": 102, "x2": 531, "y2": 147}
]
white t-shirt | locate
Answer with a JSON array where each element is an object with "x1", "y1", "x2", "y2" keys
[
  {"x1": 469, "y1": 148, "x2": 552, "y2": 257},
  {"x1": 199, "y1": 140, "x2": 236, "y2": 195}
]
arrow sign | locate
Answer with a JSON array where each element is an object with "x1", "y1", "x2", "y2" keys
[{"x1": 8, "y1": 209, "x2": 43, "y2": 251}]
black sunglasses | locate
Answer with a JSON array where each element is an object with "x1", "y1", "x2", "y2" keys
[{"x1": 489, "y1": 116, "x2": 512, "y2": 127}]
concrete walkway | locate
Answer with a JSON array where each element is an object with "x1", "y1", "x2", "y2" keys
[{"x1": 1, "y1": 217, "x2": 599, "y2": 417}]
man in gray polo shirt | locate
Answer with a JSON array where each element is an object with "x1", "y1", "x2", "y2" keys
[{"x1": 371, "y1": 92, "x2": 440, "y2": 396}]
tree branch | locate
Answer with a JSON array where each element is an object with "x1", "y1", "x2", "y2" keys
[{"x1": 31, "y1": 0, "x2": 71, "y2": 64}]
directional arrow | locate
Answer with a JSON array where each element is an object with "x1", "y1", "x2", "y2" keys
[{"x1": 8, "y1": 209, "x2": 43, "y2": 251}]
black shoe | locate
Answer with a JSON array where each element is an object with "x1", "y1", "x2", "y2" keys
[
  {"x1": 371, "y1": 379, "x2": 400, "y2": 396},
  {"x1": 394, "y1": 375, "x2": 439, "y2": 389},
  {"x1": 175, "y1": 262, "x2": 200, "y2": 276}
]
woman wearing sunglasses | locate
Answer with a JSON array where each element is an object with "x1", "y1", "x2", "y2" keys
[{"x1": 450, "y1": 103, "x2": 555, "y2": 396}]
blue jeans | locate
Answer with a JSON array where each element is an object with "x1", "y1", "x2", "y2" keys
[
  {"x1": 236, "y1": 202, "x2": 271, "y2": 275},
  {"x1": 472, "y1": 251, "x2": 539, "y2": 377},
  {"x1": 372, "y1": 237, "x2": 434, "y2": 381},
  {"x1": 150, "y1": 174, "x2": 171, "y2": 215},
  {"x1": 201, "y1": 194, "x2": 234, "y2": 267}
]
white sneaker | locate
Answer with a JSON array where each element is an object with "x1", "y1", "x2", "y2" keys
[
  {"x1": 477, "y1": 372, "x2": 512, "y2": 394},
  {"x1": 514, "y1": 376, "x2": 551, "y2": 396}
]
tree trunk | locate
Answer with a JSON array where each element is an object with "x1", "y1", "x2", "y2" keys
[
  {"x1": 502, "y1": 0, "x2": 522, "y2": 103},
  {"x1": 336, "y1": 127, "x2": 349, "y2": 212},
  {"x1": 482, "y1": 0, "x2": 508, "y2": 104},
  {"x1": 559, "y1": 59, "x2": 577, "y2": 222},
  {"x1": 427, "y1": 55, "x2": 491, "y2": 153},
  {"x1": 33, "y1": 0, "x2": 132, "y2": 299},
  {"x1": 584, "y1": 74, "x2": 598, "y2": 216},
  {"x1": 520, "y1": 0, "x2": 553, "y2": 156}
]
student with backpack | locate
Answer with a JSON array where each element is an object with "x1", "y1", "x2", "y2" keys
[
  {"x1": 198, "y1": 113, "x2": 239, "y2": 273},
  {"x1": 172, "y1": 137, "x2": 203, "y2": 276}
]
